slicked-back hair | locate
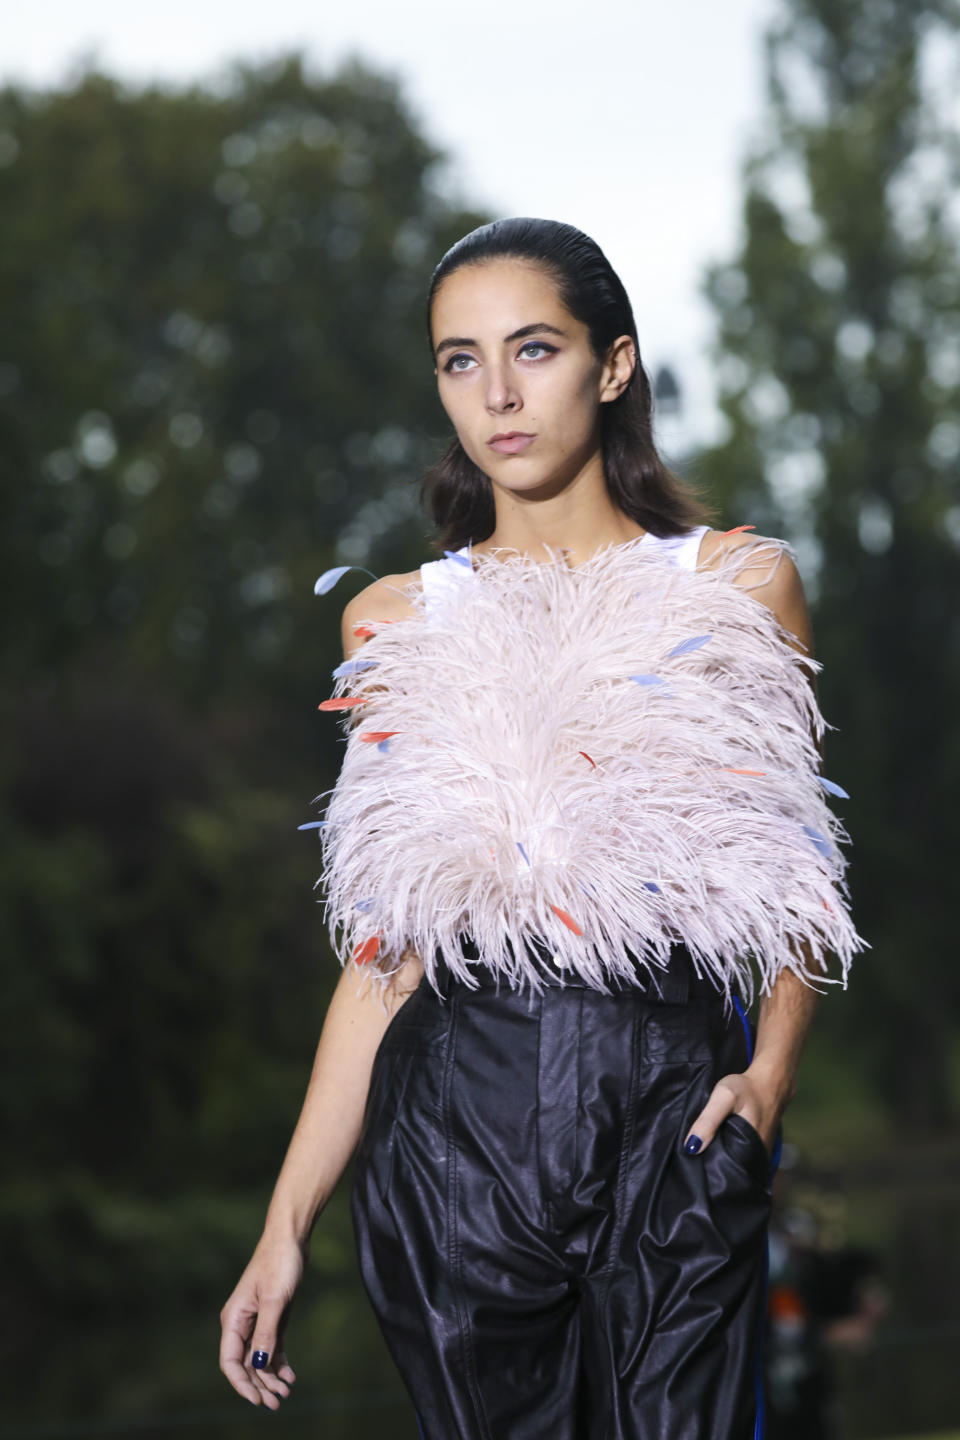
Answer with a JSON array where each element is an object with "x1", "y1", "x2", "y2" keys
[{"x1": 420, "y1": 216, "x2": 716, "y2": 553}]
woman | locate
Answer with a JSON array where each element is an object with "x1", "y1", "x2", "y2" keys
[{"x1": 219, "y1": 218, "x2": 864, "y2": 1438}]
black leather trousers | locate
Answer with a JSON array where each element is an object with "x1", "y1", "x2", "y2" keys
[{"x1": 351, "y1": 938, "x2": 779, "y2": 1439}]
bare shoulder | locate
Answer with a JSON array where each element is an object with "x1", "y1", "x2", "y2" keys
[
  {"x1": 697, "y1": 525, "x2": 779, "y2": 578},
  {"x1": 697, "y1": 527, "x2": 813, "y2": 657},
  {"x1": 340, "y1": 568, "x2": 421, "y2": 660}
]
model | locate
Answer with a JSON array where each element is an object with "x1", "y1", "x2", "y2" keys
[{"x1": 219, "y1": 217, "x2": 867, "y2": 1439}]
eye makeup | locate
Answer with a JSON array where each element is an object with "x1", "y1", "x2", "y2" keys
[{"x1": 442, "y1": 340, "x2": 559, "y2": 374}]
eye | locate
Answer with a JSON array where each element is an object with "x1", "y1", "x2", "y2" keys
[
  {"x1": 443, "y1": 352, "x2": 476, "y2": 373},
  {"x1": 441, "y1": 340, "x2": 557, "y2": 374}
]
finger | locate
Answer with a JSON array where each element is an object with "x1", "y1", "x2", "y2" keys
[
  {"x1": 220, "y1": 1350, "x2": 263, "y2": 1406},
  {"x1": 273, "y1": 1348, "x2": 297, "y2": 1384},
  {"x1": 250, "y1": 1367, "x2": 287, "y2": 1410},
  {"x1": 683, "y1": 1082, "x2": 738, "y2": 1154},
  {"x1": 264, "y1": 1317, "x2": 297, "y2": 1386},
  {"x1": 246, "y1": 1300, "x2": 292, "y2": 1406},
  {"x1": 219, "y1": 1306, "x2": 264, "y2": 1407},
  {"x1": 247, "y1": 1354, "x2": 287, "y2": 1411}
]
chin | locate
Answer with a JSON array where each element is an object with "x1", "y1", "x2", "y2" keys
[{"x1": 504, "y1": 476, "x2": 567, "y2": 502}]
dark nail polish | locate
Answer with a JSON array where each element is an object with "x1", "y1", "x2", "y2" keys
[
  {"x1": 684, "y1": 1134, "x2": 703, "y2": 1154},
  {"x1": 252, "y1": 1350, "x2": 269, "y2": 1369}
]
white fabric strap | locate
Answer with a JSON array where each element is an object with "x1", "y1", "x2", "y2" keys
[{"x1": 421, "y1": 526, "x2": 710, "y2": 617}]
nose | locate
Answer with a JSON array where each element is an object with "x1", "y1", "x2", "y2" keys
[{"x1": 484, "y1": 359, "x2": 521, "y2": 414}]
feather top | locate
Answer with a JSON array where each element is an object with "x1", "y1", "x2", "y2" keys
[{"x1": 312, "y1": 534, "x2": 869, "y2": 1007}]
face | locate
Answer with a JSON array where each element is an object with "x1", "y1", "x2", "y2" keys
[{"x1": 430, "y1": 258, "x2": 635, "y2": 494}]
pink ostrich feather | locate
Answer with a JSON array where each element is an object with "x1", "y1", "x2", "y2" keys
[{"x1": 313, "y1": 534, "x2": 869, "y2": 1007}]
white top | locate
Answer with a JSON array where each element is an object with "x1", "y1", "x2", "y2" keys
[{"x1": 420, "y1": 525, "x2": 710, "y2": 616}]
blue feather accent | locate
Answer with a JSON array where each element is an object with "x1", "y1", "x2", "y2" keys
[
  {"x1": 819, "y1": 777, "x2": 849, "y2": 799},
  {"x1": 332, "y1": 658, "x2": 379, "y2": 677},
  {"x1": 355, "y1": 899, "x2": 375, "y2": 913},
  {"x1": 802, "y1": 824, "x2": 833, "y2": 859},
  {"x1": 668, "y1": 634, "x2": 713, "y2": 657},
  {"x1": 443, "y1": 550, "x2": 474, "y2": 567},
  {"x1": 297, "y1": 820, "x2": 327, "y2": 830},
  {"x1": 643, "y1": 881, "x2": 662, "y2": 893},
  {"x1": 313, "y1": 563, "x2": 380, "y2": 595},
  {"x1": 516, "y1": 841, "x2": 531, "y2": 866},
  {"x1": 377, "y1": 738, "x2": 391, "y2": 753},
  {"x1": 629, "y1": 673, "x2": 665, "y2": 686}
]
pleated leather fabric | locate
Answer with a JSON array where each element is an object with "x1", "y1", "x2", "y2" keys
[{"x1": 351, "y1": 943, "x2": 776, "y2": 1440}]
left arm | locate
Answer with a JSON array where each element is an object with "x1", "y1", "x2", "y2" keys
[{"x1": 684, "y1": 539, "x2": 823, "y2": 1159}]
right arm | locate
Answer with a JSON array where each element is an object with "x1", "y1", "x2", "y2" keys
[{"x1": 219, "y1": 576, "x2": 425, "y2": 1411}]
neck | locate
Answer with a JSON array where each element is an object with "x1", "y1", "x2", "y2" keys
[{"x1": 472, "y1": 497, "x2": 647, "y2": 570}]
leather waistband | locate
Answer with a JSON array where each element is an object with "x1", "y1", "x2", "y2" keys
[{"x1": 433, "y1": 933, "x2": 724, "y2": 1006}]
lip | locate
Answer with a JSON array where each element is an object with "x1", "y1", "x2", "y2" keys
[{"x1": 487, "y1": 432, "x2": 536, "y2": 455}]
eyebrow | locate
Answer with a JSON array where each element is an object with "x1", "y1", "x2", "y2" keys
[{"x1": 434, "y1": 321, "x2": 568, "y2": 359}]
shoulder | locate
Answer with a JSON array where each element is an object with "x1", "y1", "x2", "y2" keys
[
  {"x1": 340, "y1": 568, "x2": 421, "y2": 660},
  {"x1": 697, "y1": 527, "x2": 813, "y2": 657}
]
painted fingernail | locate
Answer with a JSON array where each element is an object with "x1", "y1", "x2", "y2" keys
[
  {"x1": 684, "y1": 1134, "x2": 703, "y2": 1154},
  {"x1": 252, "y1": 1350, "x2": 269, "y2": 1369}
]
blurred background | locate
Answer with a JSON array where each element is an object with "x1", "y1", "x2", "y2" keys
[{"x1": 1, "y1": 1, "x2": 959, "y2": 1436}]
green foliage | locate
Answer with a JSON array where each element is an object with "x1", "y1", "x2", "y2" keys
[
  {"x1": 0, "y1": 50, "x2": 485, "y2": 705},
  {"x1": 698, "y1": 0, "x2": 960, "y2": 1126},
  {"x1": 0, "y1": 51, "x2": 491, "y2": 1357}
]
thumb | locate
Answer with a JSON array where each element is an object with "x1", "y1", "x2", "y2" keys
[
  {"x1": 247, "y1": 1296, "x2": 290, "y2": 1381},
  {"x1": 683, "y1": 1083, "x2": 735, "y2": 1155}
]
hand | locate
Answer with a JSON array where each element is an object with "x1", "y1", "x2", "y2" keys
[
  {"x1": 219, "y1": 1233, "x2": 306, "y2": 1409},
  {"x1": 682, "y1": 1064, "x2": 784, "y2": 1160}
]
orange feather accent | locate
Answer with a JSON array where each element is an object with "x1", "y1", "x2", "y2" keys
[
  {"x1": 352, "y1": 619, "x2": 397, "y2": 638},
  {"x1": 352, "y1": 933, "x2": 381, "y2": 965},
  {"x1": 578, "y1": 750, "x2": 597, "y2": 769},
  {"x1": 720, "y1": 524, "x2": 756, "y2": 536},
  {"x1": 722, "y1": 767, "x2": 767, "y2": 776},
  {"x1": 318, "y1": 696, "x2": 368, "y2": 710},
  {"x1": 360, "y1": 731, "x2": 399, "y2": 743},
  {"x1": 550, "y1": 904, "x2": 583, "y2": 936}
]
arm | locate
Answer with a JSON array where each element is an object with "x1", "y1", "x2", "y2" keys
[
  {"x1": 260, "y1": 955, "x2": 424, "y2": 1243},
  {"x1": 219, "y1": 583, "x2": 424, "y2": 1411},
  {"x1": 219, "y1": 957, "x2": 424, "y2": 1409},
  {"x1": 749, "y1": 951, "x2": 820, "y2": 1111},
  {"x1": 684, "y1": 542, "x2": 823, "y2": 1158},
  {"x1": 269, "y1": 580, "x2": 425, "y2": 1234},
  {"x1": 744, "y1": 548, "x2": 822, "y2": 1111}
]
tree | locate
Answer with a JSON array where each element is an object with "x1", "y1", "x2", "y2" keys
[
  {"x1": 698, "y1": 0, "x2": 960, "y2": 1126},
  {"x1": 0, "y1": 51, "x2": 484, "y2": 711},
  {"x1": 0, "y1": 52, "x2": 491, "y2": 1344}
]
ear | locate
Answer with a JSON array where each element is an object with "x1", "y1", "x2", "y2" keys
[{"x1": 599, "y1": 334, "x2": 636, "y2": 404}]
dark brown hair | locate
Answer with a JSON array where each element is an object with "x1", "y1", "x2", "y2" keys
[{"x1": 420, "y1": 217, "x2": 717, "y2": 553}]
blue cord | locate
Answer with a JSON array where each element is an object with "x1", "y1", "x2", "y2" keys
[
  {"x1": 731, "y1": 992, "x2": 776, "y2": 1440},
  {"x1": 731, "y1": 993, "x2": 782, "y2": 1176}
]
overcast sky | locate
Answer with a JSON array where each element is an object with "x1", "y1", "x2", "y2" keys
[{"x1": 3, "y1": 1, "x2": 781, "y2": 449}]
